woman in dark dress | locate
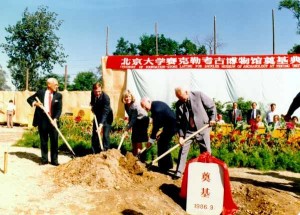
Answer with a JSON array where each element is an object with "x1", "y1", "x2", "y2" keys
[{"x1": 121, "y1": 89, "x2": 149, "y2": 156}]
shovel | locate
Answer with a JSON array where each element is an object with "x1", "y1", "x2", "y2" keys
[
  {"x1": 117, "y1": 132, "x2": 127, "y2": 150},
  {"x1": 94, "y1": 115, "x2": 104, "y2": 151},
  {"x1": 35, "y1": 97, "x2": 76, "y2": 157},
  {"x1": 147, "y1": 124, "x2": 209, "y2": 168}
]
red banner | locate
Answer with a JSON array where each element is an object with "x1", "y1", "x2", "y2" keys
[{"x1": 106, "y1": 54, "x2": 300, "y2": 70}]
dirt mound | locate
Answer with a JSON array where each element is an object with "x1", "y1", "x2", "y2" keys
[
  {"x1": 50, "y1": 149, "x2": 148, "y2": 189},
  {"x1": 48, "y1": 149, "x2": 300, "y2": 215}
]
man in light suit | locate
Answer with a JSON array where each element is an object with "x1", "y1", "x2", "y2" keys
[
  {"x1": 27, "y1": 78, "x2": 62, "y2": 166},
  {"x1": 246, "y1": 102, "x2": 261, "y2": 124},
  {"x1": 228, "y1": 102, "x2": 243, "y2": 127},
  {"x1": 174, "y1": 87, "x2": 216, "y2": 179},
  {"x1": 141, "y1": 97, "x2": 177, "y2": 172}
]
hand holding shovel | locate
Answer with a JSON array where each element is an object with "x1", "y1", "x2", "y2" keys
[
  {"x1": 94, "y1": 115, "x2": 104, "y2": 151},
  {"x1": 35, "y1": 97, "x2": 76, "y2": 157},
  {"x1": 149, "y1": 124, "x2": 209, "y2": 167},
  {"x1": 117, "y1": 131, "x2": 128, "y2": 150}
]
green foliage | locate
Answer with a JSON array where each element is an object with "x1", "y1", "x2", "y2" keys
[
  {"x1": 15, "y1": 113, "x2": 300, "y2": 173},
  {"x1": 113, "y1": 37, "x2": 138, "y2": 55},
  {"x1": 209, "y1": 125, "x2": 300, "y2": 172},
  {"x1": 111, "y1": 118, "x2": 127, "y2": 132},
  {"x1": 214, "y1": 97, "x2": 252, "y2": 123},
  {"x1": 113, "y1": 34, "x2": 208, "y2": 56},
  {"x1": 68, "y1": 71, "x2": 100, "y2": 91},
  {"x1": 15, "y1": 128, "x2": 40, "y2": 148},
  {"x1": 287, "y1": 44, "x2": 300, "y2": 54},
  {"x1": 34, "y1": 72, "x2": 66, "y2": 91},
  {"x1": 0, "y1": 65, "x2": 10, "y2": 90},
  {"x1": 0, "y1": 6, "x2": 67, "y2": 91},
  {"x1": 178, "y1": 38, "x2": 206, "y2": 54},
  {"x1": 279, "y1": 0, "x2": 300, "y2": 34},
  {"x1": 138, "y1": 34, "x2": 179, "y2": 55}
]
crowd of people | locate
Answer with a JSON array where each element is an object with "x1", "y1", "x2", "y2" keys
[
  {"x1": 26, "y1": 77, "x2": 299, "y2": 180},
  {"x1": 217, "y1": 100, "x2": 299, "y2": 130}
]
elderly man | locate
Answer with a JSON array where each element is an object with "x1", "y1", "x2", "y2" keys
[
  {"x1": 141, "y1": 97, "x2": 177, "y2": 172},
  {"x1": 174, "y1": 86, "x2": 216, "y2": 179},
  {"x1": 27, "y1": 78, "x2": 62, "y2": 166},
  {"x1": 228, "y1": 102, "x2": 243, "y2": 127}
]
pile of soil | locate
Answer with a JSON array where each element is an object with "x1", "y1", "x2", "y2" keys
[
  {"x1": 49, "y1": 148, "x2": 300, "y2": 215},
  {"x1": 0, "y1": 127, "x2": 299, "y2": 214},
  {"x1": 50, "y1": 149, "x2": 147, "y2": 189}
]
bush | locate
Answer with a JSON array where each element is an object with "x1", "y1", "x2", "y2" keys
[{"x1": 15, "y1": 114, "x2": 300, "y2": 173}]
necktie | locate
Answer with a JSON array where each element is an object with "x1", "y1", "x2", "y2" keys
[
  {"x1": 187, "y1": 100, "x2": 195, "y2": 128},
  {"x1": 49, "y1": 93, "x2": 52, "y2": 116},
  {"x1": 233, "y1": 110, "x2": 236, "y2": 123}
]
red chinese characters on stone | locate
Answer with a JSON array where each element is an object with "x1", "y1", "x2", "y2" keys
[{"x1": 201, "y1": 172, "x2": 211, "y2": 198}]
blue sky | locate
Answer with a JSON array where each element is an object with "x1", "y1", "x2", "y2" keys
[{"x1": 0, "y1": 0, "x2": 299, "y2": 86}]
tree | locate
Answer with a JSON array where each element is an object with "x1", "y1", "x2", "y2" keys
[
  {"x1": 279, "y1": 0, "x2": 300, "y2": 34},
  {"x1": 69, "y1": 71, "x2": 100, "y2": 91},
  {"x1": 34, "y1": 72, "x2": 66, "y2": 91},
  {"x1": 195, "y1": 35, "x2": 224, "y2": 54},
  {"x1": 0, "y1": 65, "x2": 11, "y2": 90},
  {"x1": 113, "y1": 34, "x2": 207, "y2": 55},
  {"x1": 113, "y1": 37, "x2": 137, "y2": 55},
  {"x1": 288, "y1": 44, "x2": 300, "y2": 53},
  {"x1": 178, "y1": 38, "x2": 207, "y2": 54},
  {"x1": 138, "y1": 34, "x2": 179, "y2": 55},
  {"x1": 0, "y1": 6, "x2": 67, "y2": 91}
]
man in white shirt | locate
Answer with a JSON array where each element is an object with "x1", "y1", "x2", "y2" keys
[{"x1": 265, "y1": 103, "x2": 277, "y2": 125}]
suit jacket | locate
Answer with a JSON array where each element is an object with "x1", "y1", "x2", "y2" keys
[
  {"x1": 287, "y1": 92, "x2": 300, "y2": 117},
  {"x1": 228, "y1": 109, "x2": 242, "y2": 124},
  {"x1": 90, "y1": 91, "x2": 113, "y2": 125},
  {"x1": 150, "y1": 101, "x2": 177, "y2": 140},
  {"x1": 27, "y1": 89, "x2": 62, "y2": 127},
  {"x1": 176, "y1": 91, "x2": 216, "y2": 138},
  {"x1": 247, "y1": 108, "x2": 261, "y2": 123}
]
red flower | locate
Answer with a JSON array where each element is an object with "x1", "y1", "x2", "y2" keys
[
  {"x1": 74, "y1": 116, "x2": 82, "y2": 123},
  {"x1": 237, "y1": 115, "x2": 242, "y2": 121},
  {"x1": 249, "y1": 119, "x2": 258, "y2": 132},
  {"x1": 286, "y1": 122, "x2": 295, "y2": 130}
]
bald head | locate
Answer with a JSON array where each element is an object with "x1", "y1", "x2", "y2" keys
[
  {"x1": 47, "y1": 78, "x2": 59, "y2": 92},
  {"x1": 175, "y1": 86, "x2": 189, "y2": 102},
  {"x1": 140, "y1": 97, "x2": 151, "y2": 112}
]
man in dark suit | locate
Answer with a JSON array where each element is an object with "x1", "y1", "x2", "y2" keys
[
  {"x1": 90, "y1": 82, "x2": 113, "y2": 153},
  {"x1": 228, "y1": 102, "x2": 243, "y2": 127},
  {"x1": 141, "y1": 97, "x2": 177, "y2": 172},
  {"x1": 246, "y1": 102, "x2": 261, "y2": 124},
  {"x1": 27, "y1": 78, "x2": 62, "y2": 166},
  {"x1": 284, "y1": 92, "x2": 300, "y2": 121},
  {"x1": 174, "y1": 87, "x2": 216, "y2": 179}
]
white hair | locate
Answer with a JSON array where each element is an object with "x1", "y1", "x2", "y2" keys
[{"x1": 140, "y1": 96, "x2": 151, "y2": 104}]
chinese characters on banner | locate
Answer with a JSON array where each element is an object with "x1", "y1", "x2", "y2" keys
[
  {"x1": 106, "y1": 55, "x2": 300, "y2": 70},
  {"x1": 186, "y1": 163, "x2": 224, "y2": 215}
]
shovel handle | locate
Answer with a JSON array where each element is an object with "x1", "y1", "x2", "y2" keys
[
  {"x1": 117, "y1": 133, "x2": 126, "y2": 150},
  {"x1": 35, "y1": 97, "x2": 76, "y2": 156},
  {"x1": 151, "y1": 124, "x2": 209, "y2": 165},
  {"x1": 94, "y1": 115, "x2": 104, "y2": 151}
]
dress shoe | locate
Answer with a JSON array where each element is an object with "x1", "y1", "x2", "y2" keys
[
  {"x1": 51, "y1": 162, "x2": 60, "y2": 166},
  {"x1": 172, "y1": 175, "x2": 181, "y2": 180},
  {"x1": 39, "y1": 161, "x2": 48, "y2": 165}
]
